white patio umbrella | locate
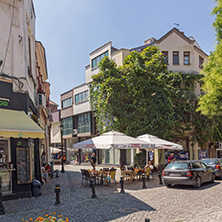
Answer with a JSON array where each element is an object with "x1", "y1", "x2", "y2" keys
[
  {"x1": 50, "y1": 147, "x2": 61, "y2": 154},
  {"x1": 72, "y1": 131, "x2": 155, "y2": 150},
  {"x1": 72, "y1": 131, "x2": 156, "y2": 165},
  {"x1": 137, "y1": 134, "x2": 183, "y2": 150}
]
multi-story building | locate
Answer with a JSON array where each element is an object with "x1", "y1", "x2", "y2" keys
[
  {"x1": 0, "y1": 0, "x2": 48, "y2": 199},
  {"x1": 62, "y1": 28, "x2": 208, "y2": 166},
  {"x1": 35, "y1": 41, "x2": 51, "y2": 163}
]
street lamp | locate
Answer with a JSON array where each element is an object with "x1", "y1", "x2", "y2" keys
[{"x1": 60, "y1": 123, "x2": 65, "y2": 173}]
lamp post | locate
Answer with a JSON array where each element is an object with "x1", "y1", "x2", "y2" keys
[{"x1": 60, "y1": 123, "x2": 65, "y2": 173}]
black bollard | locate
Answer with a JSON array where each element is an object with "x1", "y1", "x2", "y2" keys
[
  {"x1": 55, "y1": 183, "x2": 61, "y2": 205},
  {"x1": 142, "y1": 173, "x2": 146, "y2": 189},
  {"x1": 120, "y1": 176, "x2": 125, "y2": 193},
  {"x1": 145, "y1": 218, "x2": 150, "y2": 222},
  {"x1": 0, "y1": 177, "x2": 5, "y2": 215},
  {"x1": 90, "y1": 179, "x2": 97, "y2": 198},
  {"x1": 158, "y1": 171, "x2": 163, "y2": 184}
]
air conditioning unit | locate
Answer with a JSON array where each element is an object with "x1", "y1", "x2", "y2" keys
[
  {"x1": 37, "y1": 93, "x2": 46, "y2": 108},
  {"x1": 73, "y1": 129, "x2": 78, "y2": 135}
]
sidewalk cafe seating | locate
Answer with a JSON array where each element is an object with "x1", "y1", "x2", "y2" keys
[{"x1": 81, "y1": 169, "x2": 92, "y2": 186}]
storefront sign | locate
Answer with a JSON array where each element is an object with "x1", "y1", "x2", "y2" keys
[{"x1": 0, "y1": 98, "x2": 10, "y2": 109}]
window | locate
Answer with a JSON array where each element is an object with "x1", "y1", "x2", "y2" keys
[
  {"x1": 199, "y1": 56, "x2": 204, "y2": 68},
  {"x1": 62, "y1": 97, "x2": 72, "y2": 109},
  {"x1": 173, "y1": 51, "x2": 179, "y2": 65},
  {"x1": 62, "y1": 117, "x2": 73, "y2": 135},
  {"x1": 191, "y1": 162, "x2": 202, "y2": 169},
  {"x1": 165, "y1": 162, "x2": 189, "y2": 170},
  {"x1": 91, "y1": 51, "x2": 109, "y2": 68},
  {"x1": 78, "y1": 113, "x2": 91, "y2": 134},
  {"x1": 75, "y1": 90, "x2": 89, "y2": 104},
  {"x1": 162, "y1": 51, "x2": 168, "y2": 64},
  {"x1": 200, "y1": 162, "x2": 207, "y2": 169},
  {"x1": 184, "y1": 52, "x2": 190, "y2": 65}
]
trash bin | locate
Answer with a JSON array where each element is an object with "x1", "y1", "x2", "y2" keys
[{"x1": 32, "y1": 180, "x2": 41, "y2": 197}]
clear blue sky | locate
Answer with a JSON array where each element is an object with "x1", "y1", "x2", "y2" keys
[{"x1": 34, "y1": 0, "x2": 216, "y2": 106}]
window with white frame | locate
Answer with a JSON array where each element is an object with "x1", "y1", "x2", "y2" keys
[{"x1": 62, "y1": 117, "x2": 73, "y2": 135}]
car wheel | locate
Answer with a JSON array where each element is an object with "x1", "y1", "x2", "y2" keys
[
  {"x1": 211, "y1": 174, "x2": 215, "y2": 183},
  {"x1": 165, "y1": 184, "x2": 171, "y2": 188},
  {"x1": 194, "y1": 176, "x2": 201, "y2": 188}
]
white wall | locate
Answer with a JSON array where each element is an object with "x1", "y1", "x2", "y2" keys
[
  {"x1": 0, "y1": 0, "x2": 36, "y2": 103},
  {"x1": 74, "y1": 84, "x2": 91, "y2": 115}
]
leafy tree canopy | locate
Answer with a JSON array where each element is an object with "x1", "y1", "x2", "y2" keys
[
  {"x1": 90, "y1": 46, "x2": 211, "y2": 145},
  {"x1": 198, "y1": 0, "x2": 222, "y2": 118}
]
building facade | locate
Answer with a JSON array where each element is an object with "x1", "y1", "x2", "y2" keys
[
  {"x1": 61, "y1": 28, "x2": 209, "y2": 166},
  {"x1": 0, "y1": 0, "x2": 49, "y2": 199}
]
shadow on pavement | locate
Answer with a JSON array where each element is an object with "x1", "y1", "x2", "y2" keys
[{"x1": 166, "y1": 181, "x2": 220, "y2": 190}]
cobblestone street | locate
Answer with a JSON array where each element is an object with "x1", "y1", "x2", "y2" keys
[{"x1": 1, "y1": 165, "x2": 222, "y2": 222}]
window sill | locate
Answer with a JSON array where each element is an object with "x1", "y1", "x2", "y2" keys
[
  {"x1": 173, "y1": 64, "x2": 180, "y2": 65},
  {"x1": 184, "y1": 64, "x2": 191, "y2": 65},
  {"x1": 91, "y1": 66, "x2": 99, "y2": 71},
  {"x1": 62, "y1": 105, "x2": 72, "y2": 110},
  {"x1": 75, "y1": 99, "x2": 89, "y2": 105}
]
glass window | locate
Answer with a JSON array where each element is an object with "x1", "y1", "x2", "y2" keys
[
  {"x1": 162, "y1": 51, "x2": 168, "y2": 64},
  {"x1": 91, "y1": 51, "x2": 109, "y2": 68},
  {"x1": 173, "y1": 51, "x2": 179, "y2": 65},
  {"x1": 78, "y1": 113, "x2": 91, "y2": 134},
  {"x1": 62, "y1": 97, "x2": 72, "y2": 109},
  {"x1": 191, "y1": 162, "x2": 202, "y2": 169},
  {"x1": 166, "y1": 162, "x2": 189, "y2": 170},
  {"x1": 200, "y1": 162, "x2": 207, "y2": 169},
  {"x1": 75, "y1": 90, "x2": 89, "y2": 104},
  {"x1": 199, "y1": 56, "x2": 204, "y2": 68},
  {"x1": 184, "y1": 52, "x2": 190, "y2": 65},
  {"x1": 202, "y1": 159, "x2": 216, "y2": 165},
  {"x1": 62, "y1": 117, "x2": 73, "y2": 135}
]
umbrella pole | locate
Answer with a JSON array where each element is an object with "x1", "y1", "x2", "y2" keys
[{"x1": 113, "y1": 148, "x2": 115, "y2": 166}]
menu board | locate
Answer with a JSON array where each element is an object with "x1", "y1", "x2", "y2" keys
[{"x1": 16, "y1": 147, "x2": 31, "y2": 184}]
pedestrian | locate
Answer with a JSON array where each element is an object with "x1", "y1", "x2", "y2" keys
[
  {"x1": 41, "y1": 151, "x2": 46, "y2": 165},
  {"x1": 91, "y1": 153, "x2": 96, "y2": 170},
  {"x1": 167, "y1": 153, "x2": 176, "y2": 165}
]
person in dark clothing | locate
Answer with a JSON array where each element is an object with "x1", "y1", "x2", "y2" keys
[{"x1": 91, "y1": 153, "x2": 96, "y2": 170}]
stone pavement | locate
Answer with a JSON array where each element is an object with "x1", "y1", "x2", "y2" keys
[{"x1": 1, "y1": 164, "x2": 222, "y2": 222}]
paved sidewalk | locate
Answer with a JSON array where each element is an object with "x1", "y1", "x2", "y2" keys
[{"x1": 0, "y1": 165, "x2": 222, "y2": 222}]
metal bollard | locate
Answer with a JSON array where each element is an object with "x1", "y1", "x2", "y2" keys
[
  {"x1": 158, "y1": 171, "x2": 163, "y2": 184},
  {"x1": 90, "y1": 179, "x2": 97, "y2": 198},
  {"x1": 120, "y1": 176, "x2": 125, "y2": 193},
  {"x1": 142, "y1": 173, "x2": 146, "y2": 189},
  {"x1": 0, "y1": 177, "x2": 5, "y2": 215},
  {"x1": 55, "y1": 183, "x2": 61, "y2": 205},
  {"x1": 145, "y1": 218, "x2": 150, "y2": 222}
]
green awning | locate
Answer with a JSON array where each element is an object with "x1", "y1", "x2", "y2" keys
[{"x1": 0, "y1": 109, "x2": 45, "y2": 139}]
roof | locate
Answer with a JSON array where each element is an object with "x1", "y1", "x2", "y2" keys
[
  {"x1": 49, "y1": 100, "x2": 58, "y2": 106},
  {"x1": 130, "y1": 43, "x2": 154, "y2": 52},
  {"x1": 90, "y1": 41, "x2": 112, "y2": 56}
]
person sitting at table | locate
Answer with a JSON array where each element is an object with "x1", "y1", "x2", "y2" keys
[
  {"x1": 41, "y1": 163, "x2": 49, "y2": 183},
  {"x1": 144, "y1": 161, "x2": 154, "y2": 180},
  {"x1": 46, "y1": 163, "x2": 59, "y2": 178}
]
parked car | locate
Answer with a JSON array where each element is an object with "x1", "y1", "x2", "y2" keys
[
  {"x1": 201, "y1": 158, "x2": 222, "y2": 179},
  {"x1": 162, "y1": 160, "x2": 214, "y2": 188}
]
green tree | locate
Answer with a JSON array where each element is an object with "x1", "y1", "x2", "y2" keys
[
  {"x1": 198, "y1": 0, "x2": 222, "y2": 118},
  {"x1": 90, "y1": 46, "x2": 208, "y2": 144}
]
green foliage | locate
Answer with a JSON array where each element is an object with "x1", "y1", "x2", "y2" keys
[
  {"x1": 197, "y1": 0, "x2": 222, "y2": 142},
  {"x1": 90, "y1": 45, "x2": 212, "y2": 145},
  {"x1": 133, "y1": 152, "x2": 146, "y2": 168}
]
